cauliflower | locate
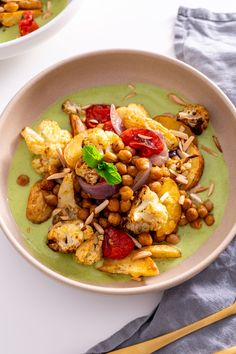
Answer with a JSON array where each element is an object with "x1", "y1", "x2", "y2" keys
[
  {"x1": 21, "y1": 120, "x2": 72, "y2": 175},
  {"x1": 177, "y1": 104, "x2": 209, "y2": 135},
  {"x1": 75, "y1": 234, "x2": 103, "y2": 265},
  {"x1": 126, "y1": 186, "x2": 168, "y2": 234},
  {"x1": 75, "y1": 162, "x2": 99, "y2": 185},
  {"x1": 47, "y1": 221, "x2": 93, "y2": 253}
]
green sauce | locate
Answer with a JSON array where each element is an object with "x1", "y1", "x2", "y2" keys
[
  {"x1": 0, "y1": 0, "x2": 67, "y2": 43},
  {"x1": 7, "y1": 83, "x2": 228, "y2": 284}
]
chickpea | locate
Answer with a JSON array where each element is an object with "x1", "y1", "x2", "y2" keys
[
  {"x1": 179, "y1": 215, "x2": 188, "y2": 226},
  {"x1": 125, "y1": 146, "x2": 136, "y2": 155},
  {"x1": 112, "y1": 140, "x2": 125, "y2": 153},
  {"x1": 120, "y1": 200, "x2": 131, "y2": 213},
  {"x1": 117, "y1": 149, "x2": 132, "y2": 163},
  {"x1": 122, "y1": 174, "x2": 134, "y2": 186},
  {"x1": 119, "y1": 186, "x2": 133, "y2": 201},
  {"x1": 182, "y1": 198, "x2": 192, "y2": 210},
  {"x1": 149, "y1": 181, "x2": 162, "y2": 194},
  {"x1": 107, "y1": 198, "x2": 120, "y2": 212},
  {"x1": 103, "y1": 151, "x2": 118, "y2": 163},
  {"x1": 190, "y1": 218, "x2": 202, "y2": 229},
  {"x1": 44, "y1": 194, "x2": 58, "y2": 207},
  {"x1": 40, "y1": 179, "x2": 54, "y2": 191},
  {"x1": 81, "y1": 190, "x2": 90, "y2": 199},
  {"x1": 166, "y1": 234, "x2": 180, "y2": 244},
  {"x1": 131, "y1": 156, "x2": 139, "y2": 165},
  {"x1": 186, "y1": 207, "x2": 199, "y2": 222},
  {"x1": 138, "y1": 232, "x2": 153, "y2": 246},
  {"x1": 116, "y1": 162, "x2": 127, "y2": 175},
  {"x1": 16, "y1": 174, "x2": 30, "y2": 186},
  {"x1": 127, "y1": 165, "x2": 138, "y2": 177},
  {"x1": 198, "y1": 205, "x2": 208, "y2": 219},
  {"x1": 203, "y1": 200, "x2": 214, "y2": 212},
  {"x1": 150, "y1": 166, "x2": 163, "y2": 180},
  {"x1": 52, "y1": 184, "x2": 60, "y2": 195},
  {"x1": 108, "y1": 212, "x2": 121, "y2": 226},
  {"x1": 135, "y1": 157, "x2": 150, "y2": 171},
  {"x1": 162, "y1": 166, "x2": 170, "y2": 177},
  {"x1": 204, "y1": 214, "x2": 215, "y2": 226},
  {"x1": 99, "y1": 217, "x2": 109, "y2": 229},
  {"x1": 77, "y1": 208, "x2": 90, "y2": 221},
  {"x1": 4, "y1": 2, "x2": 19, "y2": 12},
  {"x1": 155, "y1": 234, "x2": 166, "y2": 242},
  {"x1": 180, "y1": 190, "x2": 188, "y2": 196},
  {"x1": 81, "y1": 199, "x2": 93, "y2": 209}
]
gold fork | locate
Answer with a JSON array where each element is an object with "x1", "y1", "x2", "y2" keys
[{"x1": 109, "y1": 301, "x2": 236, "y2": 354}]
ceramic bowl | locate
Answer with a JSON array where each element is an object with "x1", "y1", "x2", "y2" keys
[
  {"x1": 1, "y1": 50, "x2": 236, "y2": 294},
  {"x1": 0, "y1": 0, "x2": 80, "y2": 60}
]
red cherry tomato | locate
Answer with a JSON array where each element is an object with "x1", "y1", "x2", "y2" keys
[
  {"x1": 103, "y1": 120, "x2": 115, "y2": 132},
  {"x1": 85, "y1": 104, "x2": 111, "y2": 128},
  {"x1": 102, "y1": 227, "x2": 134, "y2": 259},
  {"x1": 121, "y1": 128, "x2": 164, "y2": 157},
  {"x1": 19, "y1": 11, "x2": 39, "y2": 37}
]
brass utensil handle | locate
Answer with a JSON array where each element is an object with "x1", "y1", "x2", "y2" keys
[
  {"x1": 214, "y1": 346, "x2": 236, "y2": 354},
  {"x1": 109, "y1": 303, "x2": 236, "y2": 354}
]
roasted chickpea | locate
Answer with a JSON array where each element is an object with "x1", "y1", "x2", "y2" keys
[
  {"x1": 107, "y1": 198, "x2": 120, "y2": 212},
  {"x1": 116, "y1": 162, "x2": 127, "y2": 175},
  {"x1": 135, "y1": 157, "x2": 150, "y2": 171},
  {"x1": 16, "y1": 174, "x2": 30, "y2": 186},
  {"x1": 44, "y1": 194, "x2": 58, "y2": 207},
  {"x1": 127, "y1": 165, "x2": 138, "y2": 177},
  {"x1": 125, "y1": 146, "x2": 136, "y2": 155},
  {"x1": 77, "y1": 208, "x2": 90, "y2": 221},
  {"x1": 150, "y1": 166, "x2": 163, "y2": 180},
  {"x1": 112, "y1": 140, "x2": 125, "y2": 153},
  {"x1": 203, "y1": 199, "x2": 214, "y2": 212},
  {"x1": 182, "y1": 198, "x2": 192, "y2": 210},
  {"x1": 108, "y1": 212, "x2": 121, "y2": 226},
  {"x1": 122, "y1": 174, "x2": 134, "y2": 186},
  {"x1": 117, "y1": 149, "x2": 133, "y2": 163},
  {"x1": 149, "y1": 181, "x2": 162, "y2": 194},
  {"x1": 131, "y1": 156, "x2": 139, "y2": 165},
  {"x1": 40, "y1": 179, "x2": 54, "y2": 191},
  {"x1": 155, "y1": 233, "x2": 166, "y2": 242},
  {"x1": 166, "y1": 234, "x2": 180, "y2": 244},
  {"x1": 52, "y1": 184, "x2": 60, "y2": 195},
  {"x1": 119, "y1": 186, "x2": 133, "y2": 201},
  {"x1": 179, "y1": 215, "x2": 188, "y2": 226},
  {"x1": 180, "y1": 190, "x2": 188, "y2": 196},
  {"x1": 81, "y1": 190, "x2": 90, "y2": 199},
  {"x1": 197, "y1": 205, "x2": 208, "y2": 218},
  {"x1": 81, "y1": 199, "x2": 93, "y2": 209},
  {"x1": 99, "y1": 217, "x2": 109, "y2": 229},
  {"x1": 204, "y1": 214, "x2": 215, "y2": 226},
  {"x1": 186, "y1": 207, "x2": 199, "y2": 222},
  {"x1": 138, "y1": 232, "x2": 153, "y2": 246},
  {"x1": 162, "y1": 166, "x2": 170, "y2": 177},
  {"x1": 120, "y1": 200, "x2": 131, "y2": 213},
  {"x1": 190, "y1": 218, "x2": 202, "y2": 229},
  {"x1": 103, "y1": 151, "x2": 118, "y2": 163}
]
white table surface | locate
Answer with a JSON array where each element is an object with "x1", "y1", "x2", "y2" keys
[{"x1": 1, "y1": 1, "x2": 236, "y2": 353}]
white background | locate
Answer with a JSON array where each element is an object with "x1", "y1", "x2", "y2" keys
[{"x1": 1, "y1": 1, "x2": 236, "y2": 353}]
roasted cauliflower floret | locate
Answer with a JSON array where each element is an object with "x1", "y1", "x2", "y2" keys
[
  {"x1": 75, "y1": 234, "x2": 103, "y2": 265},
  {"x1": 126, "y1": 186, "x2": 168, "y2": 234},
  {"x1": 177, "y1": 104, "x2": 209, "y2": 135},
  {"x1": 47, "y1": 221, "x2": 93, "y2": 253},
  {"x1": 75, "y1": 162, "x2": 99, "y2": 185},
  {"x1": 21, "y1": 120, "x2": 72, "y2": 175}
]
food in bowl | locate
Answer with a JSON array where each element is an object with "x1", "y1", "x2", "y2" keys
[
  {"x1": 0, "y1": 0, "x2": 67, "y2": 42},
  {"x1": 8, "y1": 83, "x2": 228, "y2": 283}
]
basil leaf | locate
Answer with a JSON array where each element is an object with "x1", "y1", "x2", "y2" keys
[
  {"x1": 97, "y1": 161, "x2": 122, "y2": 185},
  {"x1": 82, "y1": 145, "x2": 103, "y2": 168}
]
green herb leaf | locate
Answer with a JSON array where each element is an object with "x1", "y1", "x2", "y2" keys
[
  {"x1": 96, "y1": 161, "x2": 122, "y2": 185},
  {"x1": 82, "y1": 145, "x2": 103, "y2": 168}
]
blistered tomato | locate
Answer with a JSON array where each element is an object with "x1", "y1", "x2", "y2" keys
[
  {"x1": 19, "y1": 11, "x2": 39, "y2": 36},
  {"x1": 85, "y1": 104, "x2": 111, "y2": 128},
  {"x1": 102, "y1": 226, "x2": 134, "y2": 259},
  {"x1": 103, "y1": 120, "x2": 115, "y2": 132},
  {"x1": 121, "y1": 128, "x2": 164, "y2": 157}
]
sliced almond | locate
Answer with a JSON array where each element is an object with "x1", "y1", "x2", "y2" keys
[
  {"x1": 85, "y1": 212, "x2": 94, "y2": 225},
  {"x1": 179, "y1": 195, "x2": 185, "y2": 205},
  {"x1": 189, "y1": 193, "x2": 202, "y2": 204},
  {"x1": 176, "y1": 175, "x2": 188, "y2": 185},
  {"x1": 47, "y1": 168, "x2": 71, "y2": 180},
  {"x1": 170, "y1": 130, "x2": 188, "y2": 140},
  {"x1": 56, "y1": 147, "x2": 67, "y2": 168},
  {"x1": 128, "y1": 83, "x2": 136, "y2": 91},
  {"x1": 213, "y1": 135, "x2": 223, "y2": 153},
  {"x1": 128, "y1": 235, "x2": 142, "y2": 249},
  {"x1": 182, "y1": 136, "x2": 195, "y2": 152},
  {"x1": 132, "y1": 251, "x2": 152, "y2": 261},
  {"x1": 137, "y1": 134, "x2": 153, "y2": 140},
  {"x1": 160, "y1": 192, "x2": 170, "y2": 203},
  {"x1": 167, "y1": 93, "x2": 187, "y2": 106},
  {"x1": 207, "y1": 182, "x2": 215, "y2": 197},
  {"x1": 93, "y1": 222, "x2": 104, "y2": 234},
  {"x1": 191, "y1": 185, "x2": 209, "y2": 194},
  {"x1": 201, "y1": 145, "x2": 218, "y2": 157},
  {"x1": 123, "y1": 92, "x2": 136, "y2": 100},
  {"x1": 95, "y1": 199, "x2": 109, "y2": 214}
]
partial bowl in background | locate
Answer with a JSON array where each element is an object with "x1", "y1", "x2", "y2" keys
[
  {"x1": 0, "y1": 50, "x2": 236, "y2": 294},
  {"x1": 0, "y1": 0, "x2": 81, "y2": 60}
]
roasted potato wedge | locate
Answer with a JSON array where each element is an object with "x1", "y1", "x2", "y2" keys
[
  {"x1": 142, "y1": 245, "x2": 181, "y2": 258},
  {"x1": 0, "y1": 10, "x2": 41, "y2": 27},
  {"x1": 98, "y1": 250, "x2": 159, "y2": 279},
  {"x1": 184, "y1": 144, "x2": 204, "y2": 190},
  {"x1": 26, "y1": 181, "x2": 54, "y2": 224},
  {"x1": 117, "y1": 104, "x2": 178, "y2": 150},
  {"x1": 64, "y1": 134, "x2": 84, "y2": 169},
  {"x1": 154, "y1": 115, "x2": 198, "y2": 146},
  {"x1": 156, "y1": 177, "x2": 181, "y2": 238}
]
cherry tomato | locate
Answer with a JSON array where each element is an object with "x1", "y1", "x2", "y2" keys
[
  {"x1": 19, "y1": 11, "x2": 39, "y2": 37},
  {"x1": 121, "y1": 128, "x2": 164, "y2": 157},
  {"x1": 103, "y1": 120, "x2": 115, "y2": 132},
  {"x1": 85, "y1": 104, "x2": 111, "y2": 128},
  {"x1": 103, "y1": 227, "x2": 134, "y2": 259}
]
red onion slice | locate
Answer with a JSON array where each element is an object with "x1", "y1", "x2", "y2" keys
[
  {"x1": 150, "y1": 132, "x2": 169, "y2": 166},
  {"x1": 110, "y1": 104, "x2": 125, "y2": 135},
  {"x1": 132, "y1": 161, "x2": 152, "y2": 192},
  {"x1": 78, "y1": 177, "x2": 120, "y2": 200}
]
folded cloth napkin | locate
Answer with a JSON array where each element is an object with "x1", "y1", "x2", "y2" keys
[{"x1": 87, "y1": 7, "x2": 236, "y2": 354}]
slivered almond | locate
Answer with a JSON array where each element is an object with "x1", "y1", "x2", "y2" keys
[
  {"x1": 123, "y1": 92, "x2": 137, "y2": 100},
  {"x1": 128, "y1": 235, "x2": 142, "y2": 249},
  {"x1": 128, "y1": 83, "x2": 136, "y2": 91},
  {"x1": 132, "y1": 251, "x2": 152, "y2": 261},
  {"x1": 160, "y1": 192, "x2": 170, "y2": 203},
  {"x1": 213, "y1": 135, "x2": 223, "y2": 153},
  {"x1": 167, "y1": 93, "x2": 187, "y2": 106},
  {"x1": 170, "y1": 130, "x2": 188, "y2": 140},
  {"x1": 183, "y1": 136, "x2": 195, "y2": 152},
  {"x1": 56, "y1": 147, "x2": 67, "y2": 168},
  {"x1": 52, "y1": 208, "x2": 62, "y2": 217},
  {"x1": 89, "y1": 119, "x2": 99, "y2": 124},
  {"x1": 93, "y1": 222, "x2": 104, "y2": 234},
  {"x1": 207, "y1": 182, "x2": 215, "y2": 197},
  {"x1": 177, "y1": 149, "x2": 189, "y2": 159},
  {"x1": 137, "y1": 134, "x2": 153, "y2": 140},
  {"x1": 47, "y1": 168, "x2": 71, "y2": 180},
  {"x1": 95, "y1": 199, "x2": 109, "y2": 214},
  {"x1": 189, "y1": 193, "x2": 202, "y2": 204},
  {"x1": 179, "y1": 195, "x2": 185, "y2": 205},
  {"x1": 85, "y1": 212, "x2": 94, "y2": 225},
  {"x1": 169, "y1": 169, "x2": 178, "y2": 177},
  {"x1": 201, "y1": 145, "x2": 218, "y2": 157},
  {"x1": 82, "y1": 104, "x2": 91, "y2": 110},
  {"x1": 191, "y1": 185, "x2": 209, "y2": 194},
  {"x1": 176, "y1": 175, "x2": 188, "y2": 185}
]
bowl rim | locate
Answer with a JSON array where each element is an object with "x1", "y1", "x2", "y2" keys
[
  {"x1": 0, "y1": 0, "x2": 79, "y2": 48},
  {"x1": 1, "y1": 48, "x2": 236, "y2": 294}
]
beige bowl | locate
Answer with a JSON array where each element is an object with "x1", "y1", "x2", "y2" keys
[{"x1": 1, "y1": 50, "x2": 236, "y2": 294}]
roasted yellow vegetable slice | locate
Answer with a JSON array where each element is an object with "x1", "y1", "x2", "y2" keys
[
  {"x1": 184, "y1": 144, "x2": 204, "y2": 190},
  {"x1": 142, "y1": 245, "x2": 181, "y2": 258},
  {"x1": 98, "y1": 250, "x2": 159, "y2": 278},
  {"x1": 155, "y1": 177, "x2": 181, "y2": 237},
  {"x1": 0, "y1": 10, "x2": 41, "y2": 27},
  {"x1": 64, "y1": 134, "x2": 84, "y2": 169}
]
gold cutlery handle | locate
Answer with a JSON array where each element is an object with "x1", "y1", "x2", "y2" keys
[{"x1": 214, "y1": 346, "x2": 236, "y2": 354}]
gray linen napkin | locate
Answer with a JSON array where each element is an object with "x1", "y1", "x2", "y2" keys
[{"x1": 87, "y1": 7, "x2": 236, "y2": 354}]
